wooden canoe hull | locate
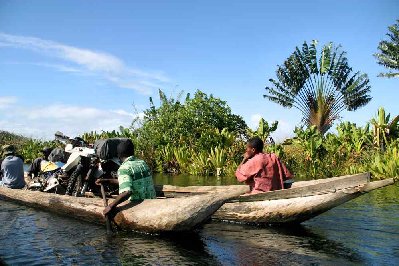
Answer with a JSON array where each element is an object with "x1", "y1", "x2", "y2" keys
[
  {"x1": 158, "y1": 173, "x2": 395, "y2": 224},
  {"x1": 212, "y1": 179, "x2": 394, "y2": 224},
  {"x1": 1, "y1": 173, "x2": 394, "y2": 230},
  {"x1": 0, "y1": 185, "x2": 248, "y2": 233}
]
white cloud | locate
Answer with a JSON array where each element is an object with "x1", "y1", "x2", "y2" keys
[
  {"x1": 270, "y1": 120, "x2": 295, "y2": 143},
  {"x1": 0, "y1": 96, "x2": 17, "y2": 109},
  {"x1": 249, "y1": 113, "x2": 262, "y2": 129},
  {"x1": 0, "y1": 100, "x2": 142, "y2": 139},
  {"x1": 0, "y1": 33, "x2": 169, "y2": 95}
]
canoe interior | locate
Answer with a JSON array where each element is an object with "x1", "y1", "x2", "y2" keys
[
  {"x1": 155, "y1": 173, "x2": 372, "y2": 202},
  {"x1": 233, "y1": 172, "x2": 371, "y2": 202}
]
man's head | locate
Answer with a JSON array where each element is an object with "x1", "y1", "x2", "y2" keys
[
  {"x1": 42, "y1": 147, "x2": 52, "y2": 159},
  {"x1": 2, "y1": 145, "x2": 16, "y2": 156},
  {"x1": 245, "y1": 136, "x2": 264, "y2": 158},
  {"x1": 117, "y1": 139, "x2": 134, "y2": 160}
]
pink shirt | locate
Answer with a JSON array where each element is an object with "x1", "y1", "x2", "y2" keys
[{"x1": 235, "y1": 153, "x2": 293, "y2": 193}]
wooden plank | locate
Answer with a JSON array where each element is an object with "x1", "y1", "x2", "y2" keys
[
  {"x1": 359, "y1": 178, "x2": 394, "y2": 192},
  {"x1": 155, "y1": 184, "x2": 248, "y2": 193},
  {"x1": 228, "y1": 172, "x2": 370, "y2": 202}
]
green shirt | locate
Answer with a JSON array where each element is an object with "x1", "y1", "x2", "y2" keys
[{"x1": 118, "y1": 156, "x2": 156, "y2": 201}]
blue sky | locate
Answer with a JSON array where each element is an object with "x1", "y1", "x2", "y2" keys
[{"x1": 0, "y1": 0, "x2": 398, "y2": 141}]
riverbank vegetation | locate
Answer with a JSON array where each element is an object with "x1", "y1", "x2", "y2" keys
[
  {"x1": 1, "y1": 90, "x2": 398, "y2": 181},
  {"x1": 0, "y1": 131, "x2": 60, "y2": 163},
  {"x1": 80, "y1": 89, "x2": 398, "y2": 182}
]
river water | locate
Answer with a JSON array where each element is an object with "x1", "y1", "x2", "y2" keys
[{"x1": 0, "y1": 175, "x2": 398, "y2": 265}]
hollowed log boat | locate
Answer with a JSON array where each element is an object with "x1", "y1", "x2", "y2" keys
[
  {"x1": 156, "y1": 173, "x2": 395, "y2": 224},
  {"x1": 0, "y1": 185, "x2": 247, "y2": 233},
  {"x1": 0, "y1": 173, "x2": 394, "y2": 232}
]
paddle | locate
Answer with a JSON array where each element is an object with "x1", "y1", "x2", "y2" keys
[{"x1": 100, "y1": 183, "x2": 113, "y2": 234}]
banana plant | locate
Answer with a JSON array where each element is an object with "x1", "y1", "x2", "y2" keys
[
  {"x1": 250, "y1": 118, "x2": 278, "y2": 144},
  {"x1": 293, "y1": 126, "x2": 323, "y2": 179},
  {"x1": 370, "y1": 107, "x2": 399, "y2": 151},
  {"x1": 337, "y1": 122, "x2": 372, "y2": 154}
]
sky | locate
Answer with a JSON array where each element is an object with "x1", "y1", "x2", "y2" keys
[{"x1": 0, "y1": 0, "x2": 398, "y2": 141}]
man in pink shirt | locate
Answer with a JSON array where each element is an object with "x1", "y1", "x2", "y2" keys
[{"x1": 235, "y1": 137, "x2": 293, "y2": 194}]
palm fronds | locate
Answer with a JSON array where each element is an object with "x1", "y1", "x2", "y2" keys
[{"x1": 265, "y1": 41, "x2": 371, "y2": 134}]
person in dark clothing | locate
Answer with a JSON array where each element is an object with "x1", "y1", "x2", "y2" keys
[
  {"x1": 0, "y1": 145, "x2": 25, "y2": 189},
  {"x1": 27, "y1": 147, "x2": 53, "y2": 178}
]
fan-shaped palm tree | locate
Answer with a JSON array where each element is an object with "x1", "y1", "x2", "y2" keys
[
  {"x1": 374, "y1": 19, "x2": 399, "y2": 78},
  {"x1": 264, "y1": 40, "x2": 371, "y2": 134}
]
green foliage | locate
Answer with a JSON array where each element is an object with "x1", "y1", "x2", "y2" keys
[
  {"x1": 135, "y1": 89, "x2": 247, "y2": 152},
  {"x1": 265, "y1": 144, "x2": 284, "y2": 158},
  {"x1": 264, "y1": 40, "x2": 371, "y2": 134},
  {"x1": 209, "y1": 146, "x2": 228, "y2": 176},
  {"x1": 293, "y1": 126, "x2": 323, "y2": 179},
  {"x1": 370, "y1": 107, "x2": 399, "y2": 150},
  {"x1": 173, "y1": 147, "x2": 191, "y2": 173},
  {"x1": 0, "y1": 131, "x2": 27, "y2": 147},
  {"x1": 0, "y1": 131, "x2": 59, "y2": 163},
  {"x1": 284, "y1": 108, "x2": 399, "y2": 182},
  {"x1": 368, "y1": 143, "x2": 399, "y2": 181},
  {"x1": 129, "y1": 89, "x2": 248, "y2": 176},
  {"x1": 374, "y1": 19, "x2": 399, "y2": 78},
  {"x1": 248, "y1": 118, "x2": 278, "y2": 144},
  {"x1": 336, "y1": 122, "x2": 372, "y2": 154},
  {"x1": 81, "y1": 126, "x2": 135, "y2": 143},
  {"x1": 156, "y1": 144, "x2": 177, "y2": 173},
  {"x1": 188, "y1": 151, "x2": 211, "y2": 176}
]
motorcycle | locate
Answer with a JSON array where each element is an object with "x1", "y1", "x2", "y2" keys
[
  {"x1": 28, "y1": 133, "x2": 127, "y2": 197},
  {"x1": 54, "y1": 133, "x2": 124, "y2": 197},
  {"x1": 27, "y1": 150, "x2": 67, "y2": 193}
]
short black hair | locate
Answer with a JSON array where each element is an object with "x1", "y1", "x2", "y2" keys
[
  {"x1": 42, "y1": 147, "x2": 52, "y2": 156},
  {"x1": 247, "y1": 136, "x2": 264, "y2": 152},
  {"x1": 117, "y1": 139, "x2": 135, "y2": 158}
]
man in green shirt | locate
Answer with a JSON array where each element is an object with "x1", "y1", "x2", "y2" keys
[{"x1": 96, "y1": 139, "x2": 156, "y2": 216}]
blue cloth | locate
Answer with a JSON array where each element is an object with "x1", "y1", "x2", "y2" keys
[{"x1": 1, "y1": 155, "x2": 25, "y2": 189}]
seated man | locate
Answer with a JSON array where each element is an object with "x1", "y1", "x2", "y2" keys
[
  {"x1": 27, "y1": 147, "x2": 53, "y2": 178},
  {"x1": 0, "y1": 145, "x2": 25, "y2": 189},
  {"x1": 235, "y1": 137, "x2": 293, "y2": 194},
  {"x1": 96, "y1": 139, "x2": 156, "y2": 216}
]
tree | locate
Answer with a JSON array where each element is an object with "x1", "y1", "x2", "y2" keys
[
  {"x1": 374, "y1": 19, "x2": 399, "y2": 78},
  {"x1": 264, "y1": 40, "x2": 371, "y2": 134},
  {"x1": 135, "y1": 89, "x2": 248, "y2": 151}
]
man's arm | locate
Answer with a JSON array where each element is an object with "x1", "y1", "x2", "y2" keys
[
  {"x1": 95, "y1": 178, "x2": 124, "y2": 216},
  {"x1": 102, "y1": 190, "x2": 132, "y2": 216},
  {"x1": 95, "y1": 178, "x2": 119, "y2": 185},
  {"x1": 235, "y1": 155, "x2": 259, "y2": 182}
]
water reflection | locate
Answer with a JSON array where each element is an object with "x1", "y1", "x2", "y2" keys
[
  {"x1": 199, "y1": 222, "x2": 363, "y2": 265},
  {"x1": 0, "y1": 179, "x2": 398, "y2": 265}
]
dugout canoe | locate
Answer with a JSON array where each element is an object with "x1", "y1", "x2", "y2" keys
[
  {"x1": 0, "y1": 185, "x2": 247, "y2": 233},
  {"x1": 156, "y1": 173, "x2": 395, "y2": 224}
]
